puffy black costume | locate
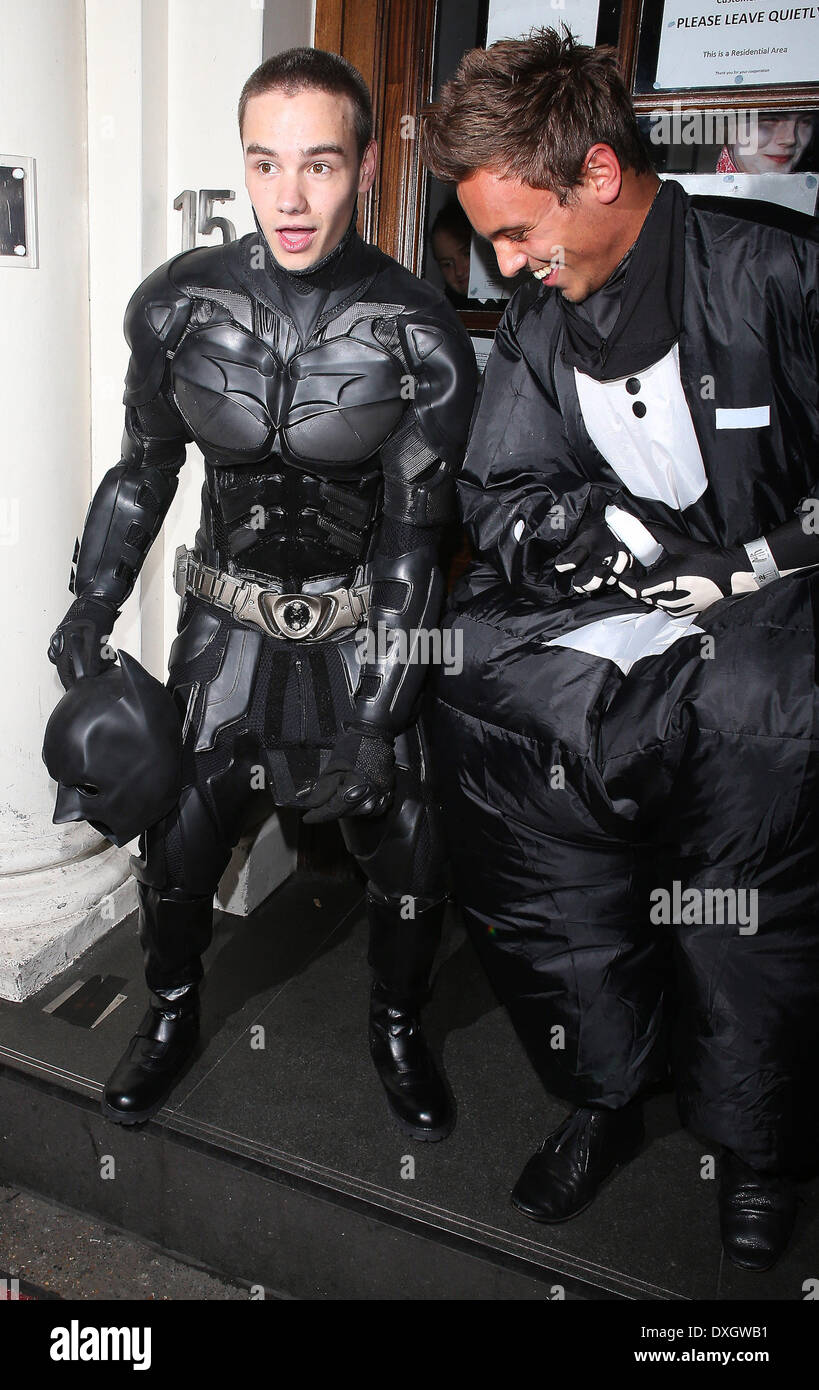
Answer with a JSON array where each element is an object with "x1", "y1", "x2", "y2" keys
[
  {"x1": 49, "y1": 209, "x2": 477, "y2": 1130},
  {"x1": 430, "y1": 183, "x2": 819, "y2": 1174}
]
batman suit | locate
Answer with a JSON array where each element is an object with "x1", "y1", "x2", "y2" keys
[{"x1": 48, "y1": 207, "x2": 478, "y2": 1135}]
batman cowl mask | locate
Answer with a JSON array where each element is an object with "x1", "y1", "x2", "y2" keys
[{"x1": 42, "y1": 651, "x2": 182, "y2": 847}]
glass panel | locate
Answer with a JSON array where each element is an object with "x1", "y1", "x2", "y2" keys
[
  {"x1": 422, "y1": 0, "x2": 605, "y2": 308},
  {"x1": 423, "y1": 0, "x2": 492, "y2": 307},
  {"x1": 485, "y1": 0, "x2": 600, "y2": 48},
  {"x1": 637, "y1": 106, "x2": 819, "y2": 212},
  {"x1": 635, "y1": 0, "x2": 819, "y2": 93}
]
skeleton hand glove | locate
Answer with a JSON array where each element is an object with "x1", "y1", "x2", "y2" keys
[
  {"x1": 618, "y1": 524, "x2": 754, "y2": 617},
  {"x1": 555, "y1": 516, "x2": 640, "y2": 595}
]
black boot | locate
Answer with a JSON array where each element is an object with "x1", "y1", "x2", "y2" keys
[
  {"x1": 511, "y1": 1102, "x2": 645, "y2": 1222},
  {"x1": 102, "y1": 984, "x2": 200, "y2": 1125},
  {"x1": 101, "y1": 883, "x2": 211, "y2": 1125},
  {"x1": 370, "y1": 982, "x2": 454, "y2": 1141},
  {"x1": 366, "y1": 890, "x2": 455, "y2": 1142},
  {"x1": 719, "y1": 1150, "x2": 797, "y2": 1271}
]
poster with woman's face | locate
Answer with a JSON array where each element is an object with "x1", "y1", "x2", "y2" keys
[
  {"x1": 722, "y1": 109, "x2": 815, "y2": 172},
  {"x1": 639, "y1": 105, "x2": 819, "y2": 213}
]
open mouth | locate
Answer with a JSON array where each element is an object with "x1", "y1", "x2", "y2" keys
[
  {"x1": 532, "y1": 260, "x2": 560, "y2": 285},
  {"x1": 275, "y1": 226, "x2": 317, "y2": 253}
]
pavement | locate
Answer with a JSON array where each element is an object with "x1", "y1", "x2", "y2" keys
[{"x1": 0, "y1": 1183, "x2": 264, "y2": 1300}]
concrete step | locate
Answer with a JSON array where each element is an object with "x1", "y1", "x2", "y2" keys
[{"x1": 0, "y1": 873, "x2": 814, "y2": 1301}]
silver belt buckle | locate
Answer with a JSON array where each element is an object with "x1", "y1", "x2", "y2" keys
[{"x1": 259, "y1": 591, "x2": 324, "y2": 640}]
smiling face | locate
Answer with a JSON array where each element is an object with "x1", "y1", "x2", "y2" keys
[
  {"x1": 730, "y1": 112, "x2": 814, "y2": 175},
  {"x1": 242, "y1": 86, "x2": 376, "y2": 269},
  {"x1": 456, "y1": 148, "x2": 651, "y2": 304}
]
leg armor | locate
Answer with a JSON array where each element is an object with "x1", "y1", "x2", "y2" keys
[
  {"x1": 130, "y1": 602, "x2": 271, "y2": 990},
  {"x1": 341, "y1": 714, "x2": 454, "y2": 1141},
  {"x1": 340, "y1": 714, "x2": 449, "y2": 1001}
]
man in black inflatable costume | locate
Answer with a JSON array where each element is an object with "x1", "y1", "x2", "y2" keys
[
  {"x1": 421, "y1": 27, "x2": 819, "y2": 1269},
  {"x1": 47, "y1": 47, "x2": 477, "y2": 1139}
]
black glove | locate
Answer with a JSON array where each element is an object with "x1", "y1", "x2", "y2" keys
[
  {"x1": 555, "y1": 516, "x2": 641, "y2": 594},
  {"x1": 618, "y1": 524, "x2": 755, "y2": 617},
  {"x1": 302, "y1": 722, "x2": 395, "y2": 824},
  {"x1": 48, "y1": 597, "x2": 119, "y2": 690}
]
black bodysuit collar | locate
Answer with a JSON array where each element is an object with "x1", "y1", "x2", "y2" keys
[
  {"x1": 241, "y1": 203, "x2": 375, "y2": 344},
  {"x1": 252, "y1": 201, "x2": 359, "y2": 288}
]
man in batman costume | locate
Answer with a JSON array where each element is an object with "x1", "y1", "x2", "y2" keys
[
  {"x1": 421, "y1": 28, "x2": 819, "y2": 1267},
  {"x1": 47, "y1": 48, "x2": 477, "y2": 1138}
]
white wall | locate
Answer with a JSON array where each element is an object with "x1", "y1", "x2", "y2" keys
[
  {"x1": 83, "y1": 0, "x2": 267, "y2": 679},
  {"x1": 0, "y1": 0, "x2": 137, "y2": 997},
  {"x1": 0, "y1": 0, "x2": 91, "y2": 829},
  {"x1": 155, "y1": 0, "x2": 266, "y2": 666},
  {"x1": 85, "y1": 0, "x2": 145, "y2": 663}
]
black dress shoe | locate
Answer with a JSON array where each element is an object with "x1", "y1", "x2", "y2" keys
[
  {"x1": 511, "y1": 1103, "x2": 644, "y2": 1223},
  {"x1": 102, "y1": 993, "x2": 200, "y2": 1126},
  {"x1": 719, "y1": 1151, "x2": 797, "y2": 1271},
  {"x1": 369, "y1": 993, "x2": 455, "y2": 1142}
]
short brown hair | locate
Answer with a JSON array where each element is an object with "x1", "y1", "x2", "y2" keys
[
  {"x1": 420, "y1": 27, "x2": 651, "y2": 203},
  {"x1": 238, "y1": 47, "x2": 373, "y2": 159}
]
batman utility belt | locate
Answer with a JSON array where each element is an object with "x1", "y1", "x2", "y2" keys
[{"x1": 174, "y1": 546, "x2": 370, "y2": 643}]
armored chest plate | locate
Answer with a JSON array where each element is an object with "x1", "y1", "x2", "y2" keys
[{"x1": 170, "y1": 317, "x2": 406, "y2": 468}]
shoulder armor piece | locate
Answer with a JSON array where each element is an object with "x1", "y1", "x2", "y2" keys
[
  {"x1": 123, "y1": 256, "x2": 193, "y2": 407},
  {"x1": 397, "y1": 302, "x2": 478, "y2": 466},
  {"x1": 170, "y1": 240, "x2": 254, "y2": 332},
  {"x1": 167, "y1": 239, "x2": 242, "y2": 292},
  {"x1": 122, "y1": 243, "x2": 249, "y2": 408},
  {"x1": 367, "y1": 253, "x2": 444, "y2": 311}
]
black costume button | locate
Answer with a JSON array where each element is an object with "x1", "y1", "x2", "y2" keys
[
  {"x1": 625, "y1": 377, "x2": 641, "y2": 395},
  {"x1": 632, "y1": 401, "x2": 647, "y2": 418}
]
